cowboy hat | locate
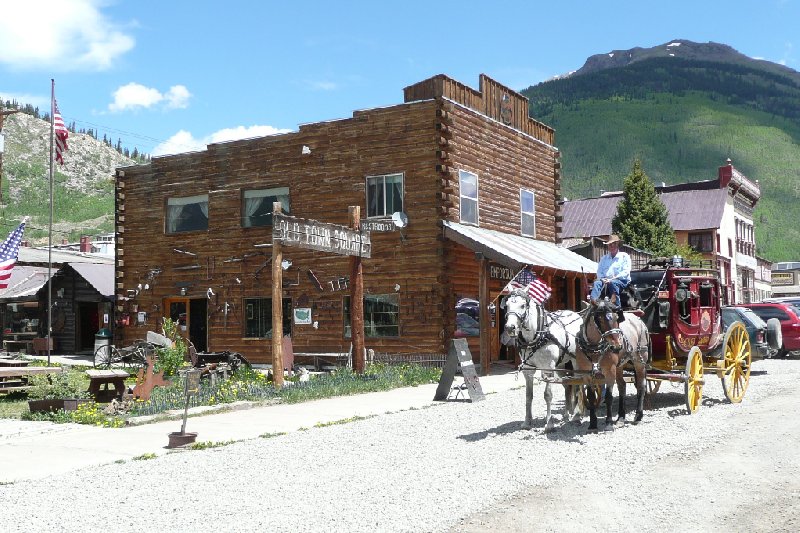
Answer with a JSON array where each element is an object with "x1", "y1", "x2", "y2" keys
[{"x1": 603, "y1": 234, "x2": 622, "y2": 245}]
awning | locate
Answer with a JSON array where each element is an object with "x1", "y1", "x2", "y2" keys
[{"x1": 442, "y1": 220, "x2": 597, "y2": 275}]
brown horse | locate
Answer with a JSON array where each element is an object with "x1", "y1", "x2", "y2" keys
[{"x1": 575, "y1": 297, "x2": 651, "y2": 432}]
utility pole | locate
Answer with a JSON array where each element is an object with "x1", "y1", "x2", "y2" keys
[{"x1": 0, "y1": 107, "x2": 22, "y2": 208}]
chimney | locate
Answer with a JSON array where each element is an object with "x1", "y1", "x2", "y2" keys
[
  {"x1": 20, "y1": 240, "x2": 28, "y2": 247},
  {"x1": 718, "y1": 158, "x2": 734, "y2": 188},
  {"x1": 80, "y1": 236, "x2": 92, "y2": 253},
  {"x1": 62, "y1": 238, "x2": 68, "y2": 245}
]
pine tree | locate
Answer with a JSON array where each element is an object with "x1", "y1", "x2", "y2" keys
[{"x1": 611, "y1": 159, "x2": 677, "y2": 256}]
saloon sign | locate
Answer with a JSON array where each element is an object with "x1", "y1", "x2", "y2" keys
[{"x1": 273, "y1": 213, "x2": 371, "y2": 258}]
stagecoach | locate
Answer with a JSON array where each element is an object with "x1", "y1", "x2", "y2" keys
[{"x1": 620, "y1": 256, "x2": 779, "y2": 412}]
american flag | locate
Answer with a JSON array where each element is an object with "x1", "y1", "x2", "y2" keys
[
  {"x1": 506, "y1": 266, "x2": 552, "y2": 304},
  {"x1": 0, "y1": 222, "x2": 27, "y2": 290},
  {"x1": 54, "y1": 99, "x2": 69, "y2": 165}
]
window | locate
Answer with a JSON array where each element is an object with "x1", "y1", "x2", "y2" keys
[
  {"x1": 242, "y1": 187, "x2": 290, "y2": 228},
  {"x1": 366, "y1": 173, "x2": 403, "y2": 218},
  {"x1": 688, "y1": 232, "x2": 714, "y2": 253},
  {"x1": 520, "y1": 189, "x2": 536, "y2": 237},
  {"x1": 459, "y1": 170, "x2": 478, "y2": 225},
  {"x1": 244, "y1": 298, "x2": 292, "y2": 338},
  {"x1": 343, "y1": 294, "x2": 399, "y2": 338},
  {"x1": 166, "y1": 194, "x2": 208, "y2": 233}
]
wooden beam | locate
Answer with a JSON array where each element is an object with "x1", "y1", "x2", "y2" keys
[
  {"x1": 478, "y1": 253, "x2": 491, "y2": 376},
  {"x1": 349, "y1": 206, "x2": 365, "y2": 373},
  {"x1": 271, "y1": 201, "x2": 284, "y2": 388}
]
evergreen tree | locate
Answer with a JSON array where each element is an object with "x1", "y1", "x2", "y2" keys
[{"x1": 611, "y1": 159, "x2": 677, "y2": 256}]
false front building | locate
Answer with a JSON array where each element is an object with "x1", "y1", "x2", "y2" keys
[{"x1": 114, "y1": 74, "x2": 596, "y2": 371}]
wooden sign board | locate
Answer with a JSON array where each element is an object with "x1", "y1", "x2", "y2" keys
[
  {"x1": 433, "y1": 338, "x2": 485, "y2": 402},
  {"x1": 273, "y1": 213, "x2": 371, "y2": 258}
]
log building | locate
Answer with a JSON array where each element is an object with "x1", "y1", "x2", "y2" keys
[{"x1": 115, "y1": 74, "x2": 596, "y2": 370}]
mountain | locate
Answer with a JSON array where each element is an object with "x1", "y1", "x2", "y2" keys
[
  {"x1": 522, "y1": 39, "x2": 800, "y2": 262},
  {"x1": 0, "y1": 112, "x2": 135, "y2": 245}
]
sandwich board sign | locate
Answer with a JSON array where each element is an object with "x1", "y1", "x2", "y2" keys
[{"x1": 433, "y1": 338, "x2": 485, "y2": 402}]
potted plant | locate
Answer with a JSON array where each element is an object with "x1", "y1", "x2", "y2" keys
[{"x1": 27, "y1": 371, "x2": 93, "y2": 413}]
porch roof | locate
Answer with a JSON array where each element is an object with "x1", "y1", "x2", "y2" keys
[
  {"x1": 0, "y1": 266, "x2": 52, "y2": 301},
  {"x1": 442, "y1": 221, "x2": 597, "y2": 275}
]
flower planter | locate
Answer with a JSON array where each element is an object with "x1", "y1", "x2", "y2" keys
[
  {"x1": 28, "y1": 398, "x2": 92, "y2": 413},
  {"x1": 167, "y1": 431, "x2": 198, "y2": 448}
]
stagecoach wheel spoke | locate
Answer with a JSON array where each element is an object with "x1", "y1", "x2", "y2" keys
[
  {"x1": 721, "y1": 321, "x2": 751, "y2": 403},
  {"x1": 684, "y1": 346, "x2": 704, "y2": 414}
]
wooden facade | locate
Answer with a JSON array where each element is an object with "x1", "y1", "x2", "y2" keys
[{"x1": 115, "y1": 74, "x2": 593, "y2": 370}]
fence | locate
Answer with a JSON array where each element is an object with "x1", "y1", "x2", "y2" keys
[{"x1": 370, "y1": 352, "x2": 447, "y2": 368}]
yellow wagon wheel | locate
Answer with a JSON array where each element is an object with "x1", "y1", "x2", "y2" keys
[
  {"x1": 684, "y1": 346, "x2": 704, "y2": 414},
  {"x1": 720, "y1": 321, "x2": 751, "y2": 403}
]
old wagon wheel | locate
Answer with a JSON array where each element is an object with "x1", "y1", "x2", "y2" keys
[
  {"x1": 684, "y1": 346, "x2": 704, "y2": 414},
  {"x1": 94, "y1": 344, "x2": 114, "y2": 368},
  {"x1": 720, "y1": 321, "x2": 751, "y2": 403}
]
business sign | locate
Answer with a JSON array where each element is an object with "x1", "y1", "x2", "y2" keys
[
  {"x1": 360, "y1": 219, "x2": 395, "y2": 232},
  {"x1": 273, "y1": 213, "x2": 371, "y2": 258},
  {"x1": 772, "y1": 272, "x2": 795, "y2": 286},
  {"x1": 489, "y1": 263, "x2": 515, "y2": 281}
]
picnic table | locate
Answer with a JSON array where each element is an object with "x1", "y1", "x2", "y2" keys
[{"x1": 85, "y1": 369, "x2": 130, "y2": 402}]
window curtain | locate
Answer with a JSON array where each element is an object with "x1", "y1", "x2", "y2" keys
[{"x1": 167, "y1": 194, "x2": 208, "y2": 233}]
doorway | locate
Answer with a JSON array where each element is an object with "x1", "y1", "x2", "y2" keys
[
  {"x1": 76, "y1": 302, "x2": 100, "y2": 353},
  {"x1": 163, "y1": 297, "x2": 208, "y2": 351}
]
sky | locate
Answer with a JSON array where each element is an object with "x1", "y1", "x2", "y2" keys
[{"x1": 0, "y1": 0, "x2": 797, "y2": 158}]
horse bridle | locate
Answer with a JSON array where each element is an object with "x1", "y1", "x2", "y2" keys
[
  {"x1": 578, "y1": 302, "x2": 627, "y2": 358},
  {"x1": 507, "y1": 295, "x2": 579, "y2": 368}
]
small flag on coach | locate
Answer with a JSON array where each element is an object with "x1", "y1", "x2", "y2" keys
[
  {"x1": 0, "y1": 220, "x2": 27, "y2": 290},
  {"x1": 504, "y1": 266, "x2": 552, "y2": 304}
]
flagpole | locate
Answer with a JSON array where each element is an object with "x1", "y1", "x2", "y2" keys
[{"x1": 47, "y1": 79, "x2": 54, "y2": 365}]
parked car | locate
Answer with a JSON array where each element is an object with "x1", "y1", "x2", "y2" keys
[
  {"x1": 763, "y1": 296, "x2": 800, "y2": 309},
  {"x1": 455, "y1": 298, "x2": 480, "y2": 320},
  {"x1": 454, "y1": 312, "x2": 480, "y2": 337},
  {"x1": 733, "y1": 302, "x2": 799, "y2": 357},
  {"x1": 721, "y1": 306, "x2": 773, "y2": 360}
]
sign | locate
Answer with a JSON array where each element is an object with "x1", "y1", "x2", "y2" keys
[
  {"x1": 489, "y1": 263, "x2": 514, "y2": 281},
  {"x1": 433, "y1": 338, "x2": 485, "y2": 402},
  {"x1": 360, "y1": 219, "x2": 395, "y2": 232},
  {"x1": 273, "y1": 213, "x2": 371, "y2": 258},
  {"x1": 772, "y1": 272, "x2": 795, "y2": 286},
  {"x1": 293, "y1": 308, "x2": 312, "y2": 325}
]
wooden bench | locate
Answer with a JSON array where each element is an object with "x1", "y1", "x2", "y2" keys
[
  {"x1": 85, "y1": 369, "x2": 130, "y2": 402},
  {"x1": 2, "y1": 340, "x2": 34, "y2": 354},
  {"x1": 293, "y1": 352, "x2": 351, "y2": 371},
  {"x1": 0, "y1": 366, "x2": 63, "y2": 394}
]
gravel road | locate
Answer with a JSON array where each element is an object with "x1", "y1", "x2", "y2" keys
[{"x1": 2, "y1": 359, "x2": 798, "y2": 532}]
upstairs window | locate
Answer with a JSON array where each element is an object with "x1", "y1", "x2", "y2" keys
[
  {"x1": 689, "y1": 232, "x2": 714, "y2": 253},
  {"x1": 459, "y1": 170, "x2": 478, "y2": 225},
  {"x1": 166, "y1": 194, "x2": 208, "y2": 234},
  {"x1": 520, "y1": 188, "x2": 536, "y2": 237},
  {"x1": 366, "y1": 173, "x2": 403, "y2": 218},
  {"x1": 242, "y1": 187, "x2": 290, "y2": 228}
]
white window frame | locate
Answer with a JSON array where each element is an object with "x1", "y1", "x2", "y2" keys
[
  {"x1": 242, "y1": 187, "x2": 290, "y2": 228},
  {"x1": 459, "y1": 169, "x2": 479, "y2": 226},
  {"x1": 166, "y1": 194, "x2": 208, "y2": 234},
  {"x1": 366, "y1": 172, "x2": 404, "y2": 218},
  {"x1": 520, "y1": 188, "x2": 536, "y2": 237}
]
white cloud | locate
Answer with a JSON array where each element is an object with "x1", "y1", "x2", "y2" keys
[
  {"x1": 308, "y1": 80, "x2": 338, "y2": 91},
  {"x1": 0, "y1": 0, "x2": 134, "y2": 71},
  {"x1": 152, "y1": 125, "x2": 293, "y2": 157},
  {"x1": 0, "y1": 91, "x2": 48, "y2": 108},
  {"x1": 108, "y1": 83, "x2": 193, "y2": 112},
  {"x1": 165, "y1": 85, "x2": 191, "y2": 109}
]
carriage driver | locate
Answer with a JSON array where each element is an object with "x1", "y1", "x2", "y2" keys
[{"x1": 590, "y1": 234, "x2": 631, "y2": 305}]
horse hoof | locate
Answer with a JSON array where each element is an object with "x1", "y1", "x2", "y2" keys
[
  {"x1": 520, "y1": 422, "x2": 533, "y2": 430},
  {"x1": 602, "y1": 424, "x2": 615, "y2": 432}
]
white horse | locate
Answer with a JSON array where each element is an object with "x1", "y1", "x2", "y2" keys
[{"x1": 503, "y1": 290, "x2": 584, "y2": 432}]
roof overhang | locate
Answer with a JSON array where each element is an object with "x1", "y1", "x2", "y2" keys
[{"x1": 442, "y1": 221, "x2": 597, "y2": 275}]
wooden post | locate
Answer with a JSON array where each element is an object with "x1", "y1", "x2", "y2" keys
[
  {"x1": 567, "y1": 274, "x2": 576, "y2": 311},
  {"x1": 477, "y1": 253, "x2": 490, "y2": 376},
  {"x1": 271, "y1": 202, "x2": 284, "y2": 388},
  {"x1": 349, "y1": 206, "x2": 365, "y2": 373}
]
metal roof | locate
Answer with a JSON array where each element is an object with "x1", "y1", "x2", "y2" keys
[
  {"x1": 68, "y1": 263, "x2": 114, "y2": 297},
  {"x1": 0, "y1": 266, "x2": 52, "y2": 301},
  {"x1": 442, "y1": 221, "x2": 597, "y2": 274},
  {"x1": 561, "y1": 187, "x2": 729, "y2": 238},
  {"x1": 18, "y1": 247, "x2": 114, "y2": 265}
]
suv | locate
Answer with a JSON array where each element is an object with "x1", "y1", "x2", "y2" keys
[
  {"x1": 721, "y1": 306, "x2": 774, "y2": 360},
  {"x1": 734, "y1": 302, "x2": 800, "y2": 357}
]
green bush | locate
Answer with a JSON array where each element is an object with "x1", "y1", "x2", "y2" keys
[{"x1": 26, "y1": 371, "x2": 91, "y2": 400}]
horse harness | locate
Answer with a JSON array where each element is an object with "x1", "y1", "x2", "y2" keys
[{"x1": 510, "y1": 301, "x2": 579, "y2": 369}]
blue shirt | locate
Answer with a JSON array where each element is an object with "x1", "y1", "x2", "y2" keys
[{"x1": 596, "y1": 251, "x2": 631, "y2": 285}]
